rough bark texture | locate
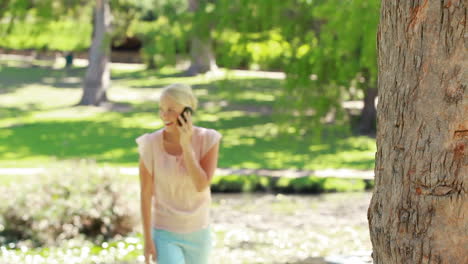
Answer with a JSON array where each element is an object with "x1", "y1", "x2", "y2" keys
[
  {"x1": 80, "y1": 0, "x2": 111, "y2": 106},
  {"x1": 368, "y1": 1, "x2": 467, "y2": 263},
  {"x1": 186, "y1": 0, "x2": 218, "y2": 76}
]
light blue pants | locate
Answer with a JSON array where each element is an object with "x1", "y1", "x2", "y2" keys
[{"x1": 151, "y1": 227, "x2": 211, "y2": 264}]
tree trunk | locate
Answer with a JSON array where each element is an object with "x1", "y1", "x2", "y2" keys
[
  {"x1": 358, "y1": 87, "x2": 377, "y2": 136},
  {"x1": 368, "y1": 1, "x2": 467, "y2": 263},
  {"x1": 79, "y1": 0, "x2": 112, "y2": 106},
  {"x1": 186, "y1": 0, "x2": 218, "y2": 76},
  {"x1": 0, "y1": 0, "x2": 10, "y2": 21}
]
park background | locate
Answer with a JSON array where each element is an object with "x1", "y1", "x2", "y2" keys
[{"x1": 0, "y1": 0, "x2": 380, "y2": 263}]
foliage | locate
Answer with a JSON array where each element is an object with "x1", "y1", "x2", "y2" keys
[
  {"x1": 211, "y1": 174, "x2": 372, "y2": 193},
  {"x1": 211, "y1": 174, "x2": 273, "y2": 192},
  {"x1": 0, "y1": 17, "x2": 92, "y2": 51},
  {"x1": 133, "y1": 0, "x2": 381, "y2": 134},
  {"x1": 276, "y1": 176, "x2": 327, "y2": 193},
  {"x1": 323, "y1": 177, "x2": 367, "y2": 192},
  {"x1": 129, "y1": 17, "x2": 188, "y2": 68},
  {"x1": 273, "y1": 0, "x2": 380, "y2": 135},
  {"x1": 214, "y1": 30, "x2": 291, "y2": 70},
  {"x1": 0, "y1": 1, "x2": 90, "y2": 51},
  {"x1": 0, "y1": 162, "x2": 138, "y2": 247},
  {"x1": 0, "y1": 0, "x2": 164, "y2": 52}
]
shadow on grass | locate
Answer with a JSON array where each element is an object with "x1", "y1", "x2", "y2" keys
[
  {"x1": 0, "y1": 65, "x2": 374, "y2": 169},
  {"x1": 0, "y1": 64, "x2": 86, "y2": 93},
  {"x1": 0, "y1": 119, "x2": 146, "y2": 165},
  {"x1": 215, "y1": 124, "x2": 374, "y2": 169},
  {"x1": 0, "y1": 110, "x2": 374, "y2": 169},
  {"x1": 0, "y1": 106, "x2": 39, "y2": 119},
  {"x1": 111, "y1": 68, "x2": 188, "y2": 81},
  {"x1": 197, "y1": 78, "x2": 283, "y2": 107},
  {"x1": 0, "y1": 64, "x2": 283, "y2": 110}
]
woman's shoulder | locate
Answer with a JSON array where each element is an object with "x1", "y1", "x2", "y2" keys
[
  {"x1": 150, "y1": 128, "x2": 164, "y2": 137},
  {"x1": 193, "y1": 126, "x2": 221, "y2": 137},
  {"x1": 136, "y1": 129, "x2": 163, "y2": 143}
]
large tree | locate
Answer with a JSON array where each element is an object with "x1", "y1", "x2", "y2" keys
[
  {"x1": 368, "y1": 1, "x2": 466, "y2": 263},
  {"x1": 79, "y1": 0, "x2": 112, "y2": 106},
  {"x1": 185, "y1": 0, "x2": 218, "y2": 75}
]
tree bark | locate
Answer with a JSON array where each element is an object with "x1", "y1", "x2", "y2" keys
[
  {"x1": 368, "y1": 1, "x2": 467, "y2": 263},
  {"x1": 186, "y1": 0, "x2": 218, "y2": 76},
  {"x1": 79, "y1": 0, "x2": 112, "y2": 106}
]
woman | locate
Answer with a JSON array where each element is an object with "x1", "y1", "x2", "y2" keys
[{"x1": 136, "y1": 83, "x2": 222, "y2": 264}]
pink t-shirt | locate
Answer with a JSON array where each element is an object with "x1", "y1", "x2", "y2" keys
[{"x1": 136, "y1": 126, "x2": 222, "y2": 233}]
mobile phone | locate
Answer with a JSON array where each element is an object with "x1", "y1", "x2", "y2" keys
[{"x1": 177, "y1": 106, "x2": 193, "y2": 126}]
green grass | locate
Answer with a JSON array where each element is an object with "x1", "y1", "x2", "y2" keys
[{"x1": 0, "y1": 62, "x2": 376, "y2": 170}]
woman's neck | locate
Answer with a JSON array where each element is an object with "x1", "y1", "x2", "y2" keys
[{"x1": 163, "y1": 128, "x2": 180, "y2": 143}]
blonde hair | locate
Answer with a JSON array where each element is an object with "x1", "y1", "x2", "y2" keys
[{"x1": 161, "y1": 83, "x2": 198, "y2": 111}]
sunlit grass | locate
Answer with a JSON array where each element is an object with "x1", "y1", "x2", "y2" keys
[{"x1": 0, "y1": 64, "x2": 376, "y2": 170}]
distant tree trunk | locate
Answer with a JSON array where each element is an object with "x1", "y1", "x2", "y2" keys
[
  {"x1": 0, "y1": 0, "x2": 10, "y2": 20},
  {"x1": 368, "y1": 1, "x2": 467, "y2": 264},
  {"x1": 79, "y1": 0, "x2": 112, "y2": 106},
  {"x1": 186, "y1": 0, "x2": 218, "y2": 76},
  {"x1": 358, "y1": 87, "x2": 377, "y2": 135}
]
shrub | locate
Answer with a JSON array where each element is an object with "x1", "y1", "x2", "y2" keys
[
  {"x1": 211, "y1": 174, "x2": 370, "y2": 194},
  {"x1": 274, "y1": 176, "x2": 326, "y2": 193},
  {"x1": 211, "y1": 174, "x2": 276, "y2": 192},
  {"x1": 0, "y1": 162, "x2": 138, "y2": 247},
  {"x1": 274, "y1": 177, "x2": 294, "y2": 193},
  {"x1": 131, "y1": 18, "x2": 187, "y2": 68},
  {"x1": 322, "y1": 177, "x2": 366, "y2": 192},
  {"x1": 364, "y1": 179, "x2": 375, "y2": 190},
  {"x1": 291, "y1": 176, "x2": 328, "y2": 193},
  {"x1": 211, "y1": 175, "x2": 244, "y2": 192},
  {"x1": 0, "y1": 19, "x2": 91, "y2": 51},
  {"x1": 214, "y1": 30, "x2": 291, "y2": 70}
]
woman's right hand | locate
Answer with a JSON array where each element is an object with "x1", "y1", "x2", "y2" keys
[{"x1": 144, "y1": 239, "x2": 157, "y2": 264}]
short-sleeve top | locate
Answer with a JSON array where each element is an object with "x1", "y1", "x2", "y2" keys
[{"x1": 136, "y1": 126, "x2": 222, "y2": 233}]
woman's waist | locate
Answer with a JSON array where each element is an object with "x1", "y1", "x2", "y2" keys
[
  {"x1": 153, "y1": 196, "x2": 211, "y2": 216},
  {"x1": 152, "y1": 205, "x2": 210, "y2": 233}
]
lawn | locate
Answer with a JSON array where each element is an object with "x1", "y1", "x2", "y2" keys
[{"x1": 0, "y1": 60, "x2": 376, "y2": 171}]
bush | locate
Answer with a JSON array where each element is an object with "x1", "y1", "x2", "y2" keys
[
  {"x1": 322, "y1": 178, "x2": 367, "y2": 192},
  {"x1": 214, "y1": 30, "x2": 291, "y2": 71},
  {"x1": 274, "y1": 176, "x2": 326, "y2": 193},
  {"x1": 364, "y1": 179, "x2": 375, "y2": 190},
  {"x1": 0, "y1": 162, "x2": 138, "y2": 247},
  {"x1": 0, "y1": 19, "x2": 91, "y2": 52},
  {"x1": 211, "y1": 174, "x2": 273, "y2": 192},
  {"x1": 211, "y1": 174, "x2": 371, "y2": 194},
  {"x1": 130, "y1": 18, "x2": 187, "y2": 68}
]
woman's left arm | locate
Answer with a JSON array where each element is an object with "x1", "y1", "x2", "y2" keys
[{"x1": 182, "y1": 142, "x2": 220, "y2": 192}]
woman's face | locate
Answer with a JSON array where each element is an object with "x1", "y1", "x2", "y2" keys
[{"x1": 159, "y1": 93, "x2": 184, "y2": 131}]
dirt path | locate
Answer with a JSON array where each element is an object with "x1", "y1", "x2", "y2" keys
[
  {"x1": 209, "y1": 192, "x2": 373, "y2": 264},
  {"x1": 0, "y1": 167, "x2": 374, "y2": 179}
]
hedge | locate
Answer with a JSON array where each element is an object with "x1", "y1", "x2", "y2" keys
[
  {"x1": 211, "y1": 174, "x2": 373, "y2": 193},
  {"x1": 0, "y1": 164, "x2": 138, "y2": 247}
]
